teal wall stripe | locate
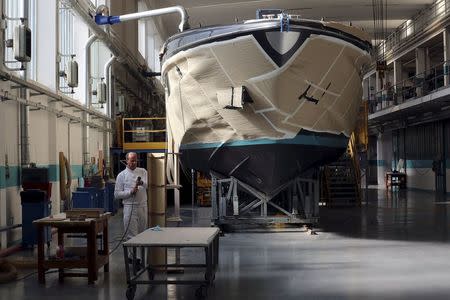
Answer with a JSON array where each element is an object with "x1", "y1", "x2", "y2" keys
[
  {"x1": 5, "y1": 166, "x2": 19, "y2": 189},
  {"x1": 0, "y1": 166, "x2": 4, "y2": 189},
  {"x1": 375, "y1": 160, "x2": 435, "y2": 169},
  {"x1": 406, "y1": 160, "x2": 433, "y2": 169},
  {"x1": 72, "y1": 165, "x2": 83, "y2": 178},
  {"x1": 0, "y1": 164, "x2": 83, "y2": 189},
  {"x1": 370, "y1": 160, "x2": 385, "y2": 166},
  {"x1": 37, "y1": 164, "x2": 59, "y2": 182}
]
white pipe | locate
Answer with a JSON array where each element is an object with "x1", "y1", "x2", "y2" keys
[
  {"x1": 0, "y1": 0, "x2": 4, "y2": 244},
  {"x1": 103, "y1": 55, "x2": 115, "y2": 118},
  {"x1": 0, "y1": 0, "x2": 7, "y2": 250},
  {"x1": 121, "y1": 6, "x2": 188, "y2": 32},
  {"x1": 85, "y1": 34, "x2": 97, "y2": 109},
  {"x1": 69, "y1": 1, "x2": 157, "y2": 93},
  {"x1": 83, "y1": 34, "x2": 97, "y2": 175},
  {"x1": 68, "y1": 121, "x2": 71, "y2": 163},
  {"x1": 103, "y1": 56, "x2": 115, "y2": 174},
  {"x1": 19, "y1": 92, "x2": 29, "y2": 166},
  {"x1": 97, "y1": 6, "x2": 189, "y2": 32},
  {"x1": 20, "y1": 0, "x2": 30, "y2": 167}
]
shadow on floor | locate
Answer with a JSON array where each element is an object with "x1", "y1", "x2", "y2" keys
[{"x1": 318, "y1": 187, "x2": 450, "y2": 242}]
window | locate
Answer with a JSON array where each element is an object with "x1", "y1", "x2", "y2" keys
[
  {"x1": 4, "y1": 0, "x2": 35, "y2": 75},
  {"x1": 58, "y1": 0, "x2": 75, "y2": 94}
]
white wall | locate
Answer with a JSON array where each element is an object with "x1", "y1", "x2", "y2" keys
[
  {"x1": 0, "y1": 0, "x2": 110, "y2": 248},
  {"x1": 0, "y1": 0, "x2": 167, "y2": 248},
  {"x1": 377, "y1": 132, "x2": 392, "y2": 187},
  {"x1": 407, "y1": 164, "x2": 435, "y2": 190}
]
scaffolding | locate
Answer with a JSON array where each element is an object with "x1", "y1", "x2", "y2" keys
[{"x1": 210, "y1": 172, "x2": 319, "y2": 228}]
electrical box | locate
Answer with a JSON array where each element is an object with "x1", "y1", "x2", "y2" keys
[
  {"x1": 66, "y1": 58, "x2": 78, "y2": 88},
  {"x1": 97, "y1": 81, "x2": 107, "y2": 104},
  {"x1": 14, "y1": 24, "x2": 31, "y2": 62}
]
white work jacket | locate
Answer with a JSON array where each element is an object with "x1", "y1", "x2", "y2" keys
[{"x1": 114, "y1": 167, "x2": 148, "y2": 206}]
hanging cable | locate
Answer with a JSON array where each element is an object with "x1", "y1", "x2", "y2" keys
[{"x1": 372, "y1": 0, "x2": 387, "y2": 72}]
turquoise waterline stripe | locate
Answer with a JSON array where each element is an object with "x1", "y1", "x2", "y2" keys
[
  {"x1": 0, "y1": 164, "x2": 83, "y2": 189},
  {"x1": 180, "y1": 134, "x2": 348, "y2": 150}
]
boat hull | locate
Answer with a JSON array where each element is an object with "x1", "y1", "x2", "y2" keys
[
  {"x1": 161, "y1": 19, "x2": 371, "y2": 195},
  {"x1": 180, "y1": 130, "x2": 348, "y2": 194}
]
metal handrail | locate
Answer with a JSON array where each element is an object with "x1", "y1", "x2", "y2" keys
[
  {"x1": 377, "y1": 0, "x2": 449, "y2": 59},
  {"x1": 122, "y1": 117, "x2": 166, "y2": 146},
  {"x1": 368, "y1": 60, "x2": 450, "y2": 114},
  {"x1": 123, "y1": 130, "x2": 166, "y2": 133}
]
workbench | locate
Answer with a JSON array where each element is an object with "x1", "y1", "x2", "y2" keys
[
  {"x1": 123, "y1": 227, "x2": 220, "y2": 300},
  {"x1": 33, "y1": 212, "x2": 110, "y2": 284}
]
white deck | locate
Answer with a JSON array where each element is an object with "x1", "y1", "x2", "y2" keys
[{"x1": 123, "y1": 227, "x2": 219, "y2": 247}]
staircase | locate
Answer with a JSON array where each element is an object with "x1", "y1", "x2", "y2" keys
[{"x1": 321, "y1": 133, "x2": 362, "y2": 206}]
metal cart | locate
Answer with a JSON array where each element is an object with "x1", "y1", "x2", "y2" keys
[{"x1": 123, "y1": 227, "x2": 220, "y2": 300}]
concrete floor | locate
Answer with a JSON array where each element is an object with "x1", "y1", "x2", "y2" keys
[{"x1": 2, "y1": 187, "x2": 450, "y2": 299}]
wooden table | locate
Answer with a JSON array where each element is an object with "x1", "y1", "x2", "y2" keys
[
  {"x1": 33, "y1": 212, "x2": 110, "y2": 284},
  {"x1": 123, "y1": 227, "x2": 220, "y2": 300},
  {"x1": 385, "y1": 172, "x2": 407, "y2": 189}
]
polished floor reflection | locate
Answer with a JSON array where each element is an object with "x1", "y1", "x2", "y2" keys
[{"x1": 2, "y1": 187, "x2": 450, "y2": 299}]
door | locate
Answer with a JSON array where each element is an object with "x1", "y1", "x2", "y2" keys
[{"x1": 435, "y1": 122, "x2": 446, "y2": 196}]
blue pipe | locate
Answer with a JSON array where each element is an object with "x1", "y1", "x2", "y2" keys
[{"x1": 95, "y1": 14, "x2": 121, "y2": 25}]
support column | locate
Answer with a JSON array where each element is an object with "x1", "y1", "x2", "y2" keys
[
  {"x1": 393, "y1": 60, "x2": 402, "y2": 87},
  {"x1": 377, "y1": 132, "x2": 393, "y2": 188},
  {"x1": 416, "y1": 47, "x2": 426, "y2": 97},
  {"x1": 173, "y1": 142, "x2": 181, "y2": 221},
  {"x1": 48, "y1": 98, "x2": 58, "y2": 213},
  {"x1": 375, "y1": 71, "x2": 383, "y2": 110},
  {"x1": 368, "y1": 75, "x2": 376, "y2": 112},
  {"x1": 443, "y1": 28, "x2": 450, "y2": 86},
  {"x1": 393, "y1": 59, "x2": 403, "y2": 104},
  {"x1": 147, "y1": 153, "x2": 166, "y2": 266},
  {"x1": 425, "y1": 48, "x2": 431, "y2": 74}
]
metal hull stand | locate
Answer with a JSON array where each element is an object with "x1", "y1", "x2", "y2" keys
[{"x1": 210, "y1": 171, "x2": 319, "y2": 229}]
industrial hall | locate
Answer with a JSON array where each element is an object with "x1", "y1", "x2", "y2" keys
[{"x1": 2, "y1": 0, "x2": 450, "y2": 299}]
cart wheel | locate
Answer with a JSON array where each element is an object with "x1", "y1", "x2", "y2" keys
[
  {"x1": 126, "y1": 285, "x2": 136, "y2": 300},
  {"x1": 195, "y1": 284, "x2": 208, "y2": 299}
]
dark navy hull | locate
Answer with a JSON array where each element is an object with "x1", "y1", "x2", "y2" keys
[{"x1": 180, "y1": 130, "x2": 349, "y2": 195}]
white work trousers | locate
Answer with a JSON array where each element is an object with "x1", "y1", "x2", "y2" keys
[{"x1": 123, "y1": 204, "x2": 148, "y2": 240}]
